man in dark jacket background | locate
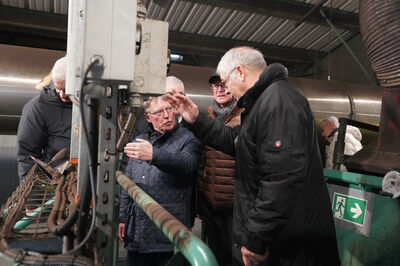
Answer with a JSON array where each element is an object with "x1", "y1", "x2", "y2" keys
[
  {"x1": 118, "y1": 95, "x2": 203, "y2": 266},
  {"x1": 167, "y1": 46, "x2": 340, "y2": 266},
  {"x1": 17, "y1": 56, "x2": 72, "y2": 181},
  {"x1": 201, "y1": 72, "x2": 243, "y2": 266}
]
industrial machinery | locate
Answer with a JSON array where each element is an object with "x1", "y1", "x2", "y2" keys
[
  {"x1": 324, "y1": 0, "x2": 400, "y2": 265},
  {"x1": 0, "y1": 0, "x2": 399, "y2": 265},
  {"x1": 0, "y1": 0, "x2": 217, "y2": 265}
]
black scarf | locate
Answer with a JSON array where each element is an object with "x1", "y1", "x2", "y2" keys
[{"x1": 212, "y1": 99, "x2": 236, "y2": 123}]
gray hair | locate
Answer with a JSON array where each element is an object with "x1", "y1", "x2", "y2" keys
[
  {"x1": 217, "y1": 46, "x2": 266, "y2": 77},
  {"x1": 166, "y1": 76, "x2": 184, "y2": 93},
  {"x1": 51, "y1": 56, "x2": 67, "y2": 82},
  {"x1": 143, "y1": 95, "x2": 167, "y2": 113},
  {"x1": 322, "y1": 116, "x2": 339, "y2": 127}
]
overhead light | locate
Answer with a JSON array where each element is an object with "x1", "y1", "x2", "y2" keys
[
  {"x1": 170, "y1": 54, "x2": 183, "y2": 62},
  {"x1": 0, "y1": 76, "x2": 40, "y2": 85}
]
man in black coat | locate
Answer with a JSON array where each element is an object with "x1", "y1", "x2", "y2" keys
[
  {"x1": 17, "y1": 57, "x2": 72, "y2": 182},
  {"x1": 167, "y1": 46, "x2": 340, "y2": 266}
]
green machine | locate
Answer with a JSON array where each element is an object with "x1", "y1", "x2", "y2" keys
[
  {"x1": 325, "y1": 169, "x2": 400, "y2": 265},
  {"x1": 324, "y1": 118, "x2": 400, "y2": 265}
]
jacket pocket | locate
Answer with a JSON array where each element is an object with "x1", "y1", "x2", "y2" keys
[
  {"x1": 233, "y1": 193, "x2": 256, "y2": 244},
  {"x1": 261, "y1": 138, "x2": 290, "y2": 178}
]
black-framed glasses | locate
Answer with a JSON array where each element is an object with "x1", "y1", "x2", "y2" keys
[
  {"x1": 210, "y1": 83, "x2": 227, "y2": 91},
  {"x1": 147, "y1": 106, "x2": 175, "y2": 117},
  {"x1": 54, "y1": 85, "x2": 66, "y2": 92},
  {"x1": 220, "y1": 67, "x2": 236, "y2": 88}
]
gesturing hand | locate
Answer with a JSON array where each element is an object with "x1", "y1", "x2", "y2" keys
[
  {"x1": 124, "y1": 138, "x2": 153, "y2": 161},
  {"x1": 165, "y1": 90, "x2": 199, "y2": 124},
  {"x1": 241, "y1": 246, "x2": 269, "y2": 266},
  {"x1": 118, "y1": 223, "x2": 125, "y2": 242}
]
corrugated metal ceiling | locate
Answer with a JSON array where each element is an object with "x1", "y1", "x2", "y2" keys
[
  {"x1": 0, "y1": 0, "x2": 359, "y2": 54},
  {"x1": 146, "y1": 0, "x2": 356, "y2": 52}
]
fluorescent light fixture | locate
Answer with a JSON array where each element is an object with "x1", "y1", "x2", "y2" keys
[
  {"x1": 170, "y1": 54, "x2": 183, "y2": 61},
  {"x1": 0, "y1": 76, "x2": 41, "y2": 85}
]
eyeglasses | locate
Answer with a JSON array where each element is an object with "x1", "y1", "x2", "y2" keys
[
  {"x1": 210, "y1": 83, "x2": 227, "y2": 91},
  {"x1": 220, "y1": 67, "x2": 237, "y2": 88},
  {"x1": 147, "y1": 106, "x2": 175, "y2": 117},
  {"x1": 54, "y1": 85, "x2": 65, "y2": 92}
]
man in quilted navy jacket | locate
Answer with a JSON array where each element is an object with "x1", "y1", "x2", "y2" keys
[{"x1": 118, "y1": 95, "x2": 203, "y2": 266}]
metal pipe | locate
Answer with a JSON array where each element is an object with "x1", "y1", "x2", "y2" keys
[
  {"x1": 319, "y1": 10, "x2": 374, "y2": 83},
  {"x1": 116, "y1": 171, "x2": 218, "y2": 266},
  {"x1": 294, "y1": 0, "x2": 328, "y2": 28}
]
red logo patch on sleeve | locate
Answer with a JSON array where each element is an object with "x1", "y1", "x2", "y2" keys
[{"x1": 275, "y1": 141, "x2": 281, "y2": 148}]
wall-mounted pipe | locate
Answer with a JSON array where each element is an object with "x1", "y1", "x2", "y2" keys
[{"x1": 0, "y1": 44, "x2": 383, "y2": 136}]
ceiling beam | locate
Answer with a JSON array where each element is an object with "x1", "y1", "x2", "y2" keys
[
  {"x1": 0, "y1": 6, "x2": 325, "y2": 66},
  {"x1": 168, "y1": 31, "x2": 325, "y2": 65},
  {"x1": 0, "y1": 6, "x2": 67, "y2": 38},
  {"x1": 182, "y1": 0, "x2": 359, "y2": 31}
]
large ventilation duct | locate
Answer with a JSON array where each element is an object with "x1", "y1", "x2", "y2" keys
[{"x1": 345, "y1": 0, "x2": 400, "y2": 174}]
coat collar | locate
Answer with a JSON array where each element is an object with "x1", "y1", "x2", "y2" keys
[
  {"x1": 237, "y1": 63, "x2": 288, "y2": 110},
  {"x1": 146, "y1": 118, "x2": 180, "y2": 143}
]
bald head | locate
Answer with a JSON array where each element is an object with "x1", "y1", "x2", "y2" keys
[{"x1": 166, "y1": 76, "x2": 185, "y2": 94}]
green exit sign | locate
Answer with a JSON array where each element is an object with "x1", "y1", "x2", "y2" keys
[{"x1": 332, "y1": 192, "x2": 367, "y2": 225}]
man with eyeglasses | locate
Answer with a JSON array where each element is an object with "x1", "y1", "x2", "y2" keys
[
  {"x1": 119, "y1": 76, "x2": 186, "y2": 172},
  {"x1": 17, "y1": 56, "x2": 72, "y2": 182},
  {"x1": 167, "y1": 46, "x2": 340, "y2": 266},
  {"x1": 197, "y1": 72, "x2": 243, "y2": 266},
  {"x1": 118, "y1": 95, "x2": 203, "y2": 266}
]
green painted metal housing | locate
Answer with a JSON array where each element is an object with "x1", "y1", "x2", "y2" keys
[
  {"x1": 324, "y1": 169, "x2": 400, "y2": 266},
  {"x1": 116, "y1": 171, "x2": 218, "y2": 266}
]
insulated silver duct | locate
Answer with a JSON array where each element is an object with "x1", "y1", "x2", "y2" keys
[{"x1": 0, "y1": 44, "x2": 383, "y2": 135}]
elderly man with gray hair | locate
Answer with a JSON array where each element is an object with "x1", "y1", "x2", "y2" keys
[
  {"x1": 321, "y1": 116, "x2": 362, "y2": 170},
  {"x1": 167, "y1": 46, "x2": 340, "y2": 266},
  {"x1": 119, "y1": 76, "x2": 187, "y2": 172},
  {"x1": 118, "y1": 95, "x2": 203, "y2": 266},
  {"x1": 17, "y1": 56, "x2": 71, "y2": 181}
]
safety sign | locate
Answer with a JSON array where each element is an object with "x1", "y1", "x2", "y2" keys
[
  {"x1": 329, "y1": 184, "x2": 375, "y2": 237},
  {"x1": 332, "y1": 193, "x2": 366, "y2": 225}
]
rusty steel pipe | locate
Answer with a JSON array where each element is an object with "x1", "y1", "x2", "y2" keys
[
  {"x1": 116, "y1": 171, "x2": 218, "y2": 266},
  {"x1": 47, "y1": 175, "x2": 65, "y2": 232}
]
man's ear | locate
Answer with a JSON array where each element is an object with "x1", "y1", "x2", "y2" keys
[
  {"x1": 144, "y1": 114, "x2": 151, "y2": 123},
  {"x1": 236, "y1": 65, "x2": 246, "y2": 82}
]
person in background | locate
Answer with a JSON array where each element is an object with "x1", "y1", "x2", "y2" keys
[
  {"x1": 321, "y1": 116, "x2": 362, "y2": 170},
  {"x1": 17, "y1": 56, "x2": 71, "y2": 181},
  {"x1": 200, "y1": 72, "x2": 243, "y2": 266},
  {"x1": 118, "y1": 95, "x2": 203, "y2": 266},
  {"x1": 167, "y1": 46, "x2": 340, "y2": 266}
]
